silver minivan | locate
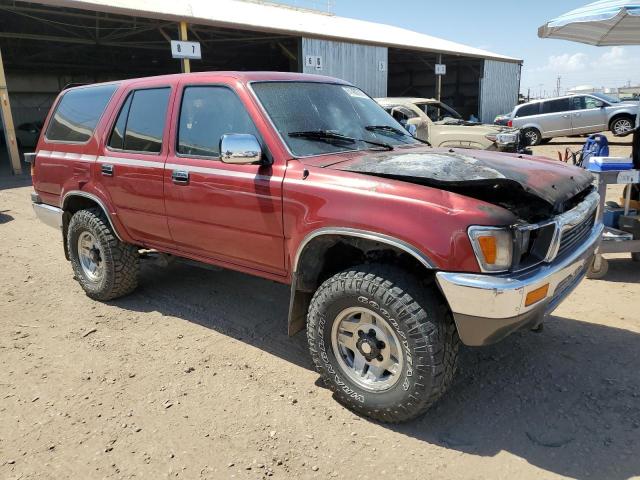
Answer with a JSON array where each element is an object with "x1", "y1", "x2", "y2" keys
[{"x1": 507, "y1": 93, "x2": 638, "y2": 145}]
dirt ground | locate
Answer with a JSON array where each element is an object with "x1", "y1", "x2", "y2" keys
[{"x1": 1, "y1": 135, "x2": 639, "y2": 480}]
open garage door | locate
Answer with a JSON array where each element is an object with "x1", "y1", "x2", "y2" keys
[
  {"x1": 387, "y1": 47, "x2": 483, "y2": 121},
  {"x1": 0, "y1": 0, "x2": 300, "y2": 175}
]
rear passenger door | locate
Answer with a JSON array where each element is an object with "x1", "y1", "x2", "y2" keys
[
  {"x1": 98, "y1": 85, "x2": 174, "y2": 247},
  {"x1": 539, "y1": 98, "x2": 573, "y2": 137},
  {"x1": 163, "y1": 83, "x2": 286, "y2": 276}
]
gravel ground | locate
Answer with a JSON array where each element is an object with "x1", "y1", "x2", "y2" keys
[{"x1": 1, "y1": 136, "x2": 639, "y2": 480}]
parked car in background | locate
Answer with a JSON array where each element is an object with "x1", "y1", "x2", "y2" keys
[
  {"x1": 508, "y1": 93, "x2": 639, "y2": 145},
  {"x1": 16, "y1": 121, "x2": 43, "y2": 149},
  {"x1": 376, "y1": 97, "x2": 522, "y2": 152},
  {"x1": 0, "y1": 121, "x2": 43, "y2": 149},
  {"x1": 494, "y1": 112, "x2": 512, "y2": 126},
  {"x1": 29, "y1": 72, "x2": 602, "y2": 423}
]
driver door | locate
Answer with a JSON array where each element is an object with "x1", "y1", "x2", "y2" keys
[
  {"x1": 163, "y1": 83, "x2": 286, "y2": 276},
  {"x1": 570, "y1": 96, "x2": 608, "y2": 134}
]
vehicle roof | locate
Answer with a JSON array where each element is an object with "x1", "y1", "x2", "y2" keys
[
  {"x1": 516, "y1": 93, "x2": 601, "y2": 108},
  {"x1": 376, "y1": 97, "x2": 438, "y2": 105},
  {"x1": 64, "y1": 71, "x2": 352, "y2": 92}
]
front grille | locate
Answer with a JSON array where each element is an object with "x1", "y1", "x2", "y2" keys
[{"x1": 557, "y1": 211, "x2": 596, "y2": 259}]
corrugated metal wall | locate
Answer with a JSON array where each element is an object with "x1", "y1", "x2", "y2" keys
[
  {"x1": 479, "y1": 60, "x2": 521, "y2": 123},
  {"x1": 301, "y1": 37, "x2": 388, "y2": 97}
]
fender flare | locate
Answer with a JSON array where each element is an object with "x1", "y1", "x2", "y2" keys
[
  {"x1": 61, "y1": 190, "x2": 124, "y2": 241},
  {"x1": 287, "y1": 227, "x2": 436, "y2": 336}
]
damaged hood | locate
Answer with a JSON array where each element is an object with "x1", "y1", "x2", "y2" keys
[{"x1": 327, "y1": 147, "x2": 593, "y2": 212}]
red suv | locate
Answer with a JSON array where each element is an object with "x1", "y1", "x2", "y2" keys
[{"x1": 29, "y1": 72, "x2": 602, "y2": 422}]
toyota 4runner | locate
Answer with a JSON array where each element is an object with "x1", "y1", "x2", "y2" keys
[{"x1": 29, "y1": 72, "x2": 603, "y2": 423}]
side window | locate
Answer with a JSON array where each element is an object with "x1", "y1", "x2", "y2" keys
[
  {"x1": 570, "y1": 96, "x2": 585, "y2": 110},
  {"x1": 514, "y1": 103, "x2": 539, "y2": 118},
  {"x1": 108, "y1": 95, "x2": 132, "y2": 149},
  {"x1": 46, "y1": 84, "x2": 118, "y2": 143},
  {"x1": 585, "y1": 96, "x2": 603, "y2": 109},
  {"x1": 388, "y1": 106, "x2": 417, "y2": 126},
  {"x1": 108, "y1": 88, "x2": 170, "y2": 153},
  {"x1": 177, "y1": 86, "x2": 259, "y2": 158},
  {"x1": 542, "y1": 98, "x2": 572, "y2": 114}
]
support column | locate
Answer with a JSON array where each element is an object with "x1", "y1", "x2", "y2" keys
[
  {"x1": 0, "y1": 49, "x2": 21, "y2": 175},
  {"x1": 179, "y1": 21, "x2": 191, "y2": 73},
  {"x1": 436, "y1": 53, "x2": 442, "y2": 102}
]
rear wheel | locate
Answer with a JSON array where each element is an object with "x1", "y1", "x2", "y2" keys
[
  {"x1": 67, "y1": 208, "x2": 139, "y2": 301},
  {"x1": 522, "y1": 128, "x2": 542, "y2": 146},
  {"x1": 307, "y1": 264, "x2": 459, "y2": 423}
]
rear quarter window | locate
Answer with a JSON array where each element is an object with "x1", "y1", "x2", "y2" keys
[
  {"x1": 45, "y1": 84, "x2": 118, "y2": 143},
  {"x1": 514, "y1": 103, "x2": 540, "y2": 118}
]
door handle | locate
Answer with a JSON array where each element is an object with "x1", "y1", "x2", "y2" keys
[
  {"x1": 573, "y1": 113, "x2": 581, "y2": 117},
  {"x1": 562, "y1": 114, "x2": 570, "y2": 118},
  {"x1": 101, "y1": 164, "x2": 114, "y2": 176},
  {"x1": 172, "y1": 169, "x2": 189, "y2": 185}
]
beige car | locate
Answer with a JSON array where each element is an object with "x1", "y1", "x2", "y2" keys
[{"x1": 376, "y1": 97, "x2": 521, "y2": 151}]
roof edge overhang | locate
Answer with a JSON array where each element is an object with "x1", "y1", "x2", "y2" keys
[{"x1": 23, "y1": 0, "x2": 522, "y2": 64}]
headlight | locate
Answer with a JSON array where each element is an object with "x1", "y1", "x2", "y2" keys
[
  {"x1": 495, "y1": 132, "x2": 519, "y2": 145},
  {"x1": 468, "y1": 226, "x2": 513, "y2": 272}
]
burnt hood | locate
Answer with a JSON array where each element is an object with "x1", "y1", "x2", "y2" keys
[{"x1": 329, "y1": 148, "x2": 594, "y2": 214}]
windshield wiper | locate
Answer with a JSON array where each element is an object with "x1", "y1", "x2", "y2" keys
[
  {"x1": 288, "y1": 130, "x2": 393, "y2": 151},
  {"x1": 365, "y1": 125, "x2": 410, "y2": 136},
  {"x1": 365, "y1": 125, "x2": 431, "y2": 146}
]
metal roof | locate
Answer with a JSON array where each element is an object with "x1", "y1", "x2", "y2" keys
[{"x1": 29, "y1": 0, "x2": 521, "y2": 63}]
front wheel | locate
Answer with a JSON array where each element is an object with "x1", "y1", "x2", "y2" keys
[
  {"x1": 610, "y1": 116, "x2": 634, "y2": 136},
  {"x1": 67, "y1": 208, "x2": 139, "y2": 301},
  {"x1": 307, "y1": 265, "x2": 459, "y2": 423}
]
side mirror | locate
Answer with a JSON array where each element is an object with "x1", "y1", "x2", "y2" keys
[{"x1": 220, "y1": 134, "x2": 263, "y2": 165}]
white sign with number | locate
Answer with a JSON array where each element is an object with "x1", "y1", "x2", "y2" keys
[
  {"x1": 171, "y1": 40, "x2": 201, "y2": 60},
  {"x1": 617, "y1": 169, "x2": 640, "y2": 184},
  {"x1": 435, "y1": 63, "x2": 446, "y2": 75}
]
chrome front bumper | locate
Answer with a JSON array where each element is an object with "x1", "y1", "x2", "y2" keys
[
  {"x1": 436, "y1": 221, "x2": 604, "y2": 346},
  {"x1": 32, "y1": 195, "x2": 63, "y2": 231}
]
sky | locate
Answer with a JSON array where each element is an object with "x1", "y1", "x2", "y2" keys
[{"x1": 276, "y1": 0, "x2": 640, "y2": 96}]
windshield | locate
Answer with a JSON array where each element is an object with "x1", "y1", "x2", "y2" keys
[
  {"x1": 416, "y1": 101, "x2": 462, "y2": 122},
  {"x1": 591, "y1": 92, "x2": 620, "y2": 104},
  {"x1": 252, "y1": 82, "x2": 418, "y2": 156}
]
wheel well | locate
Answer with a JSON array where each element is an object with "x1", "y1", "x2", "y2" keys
[
  {"x1": 288, "y1": 235, "x2": 435, "y2": 336},
  {"x1": 61, "y1": 195, "x2": 105, "y2": 260},
  {"x1": 609, "y1": 113, "x2": 635, "y2": 129}
]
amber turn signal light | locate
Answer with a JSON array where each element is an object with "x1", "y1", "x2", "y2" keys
[
  {"x1": 477, "y1": 236, "x2": 497, "y2": 264},
  {"x1": 525, "y1": 284, "x2": 549, "y2": 307}
]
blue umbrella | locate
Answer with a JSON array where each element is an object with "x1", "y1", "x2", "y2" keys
[{"x1": 538, "y1": 1, "x2": 640, "y2": 45}]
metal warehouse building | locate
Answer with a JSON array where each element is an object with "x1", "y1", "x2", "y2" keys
[{"x1": 0, "y1": 0, "x2": 522, "y2": 175}]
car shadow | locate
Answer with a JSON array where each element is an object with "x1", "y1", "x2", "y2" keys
[
  {"x1": 115, "y1": 261, "x2": 640, "y2": 480},
  {"x1": 0, "y1": 210, "x2": 14, "y2": 224},
  {"x1": 0, "y1": 174, "x2": 32, "y2": 191},
  {"x1": 596, "y1": 257, "x2": 640, "y2": 283}
]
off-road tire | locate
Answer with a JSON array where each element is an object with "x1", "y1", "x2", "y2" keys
[
  {"x1": 67, "y1": 208, "x2": 139, "y2": 301},
  {"x1": 307, "y1": 264, "x2": 459, "y2": 423},
  {"x1": 522, "y1": 128, "x2": 542, "y2": 146}
]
